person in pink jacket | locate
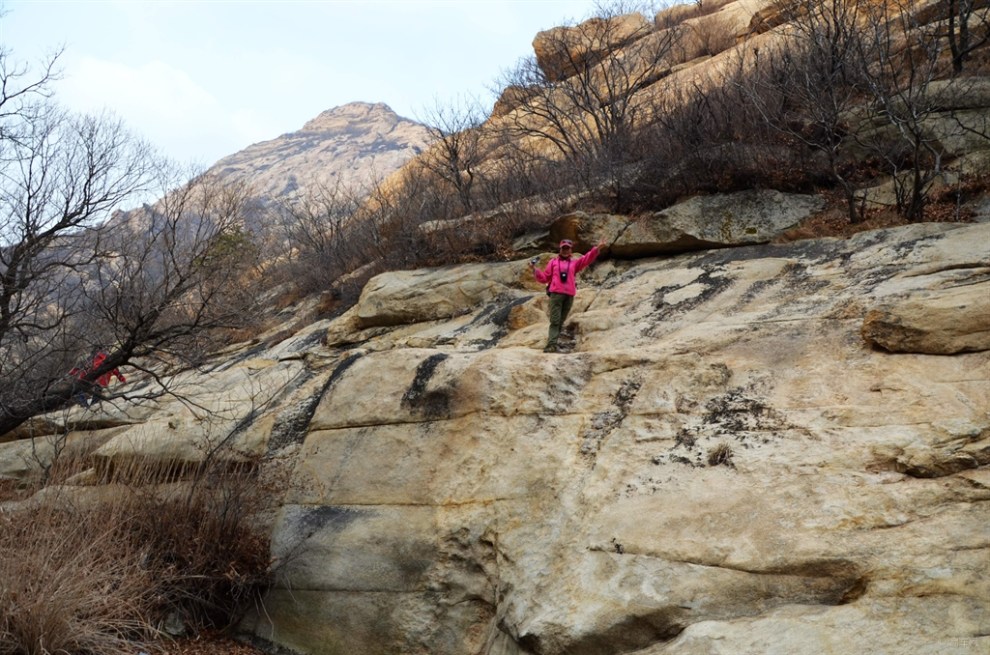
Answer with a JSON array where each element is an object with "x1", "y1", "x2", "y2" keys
[{"x1": 531, "y1": 238, "x2": 606, "y2": 352}]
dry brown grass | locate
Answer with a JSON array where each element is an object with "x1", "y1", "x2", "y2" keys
[
  {"x1": 0, "y1": 451, "x2": 278, "y2": 655},
  {"x1": 707, "y1": 441, "x2": 734, "y2": 467},
  {"x1": 0, "y1": 497, "x2": 160, "y2": 655}
]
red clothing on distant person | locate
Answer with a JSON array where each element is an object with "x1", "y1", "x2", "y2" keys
[
  {"x1": 89, "y1": 351, "x2": 125, "y2": 387},
  {"x1": 70, "y1": 351, "x2": 125, "y2": 387}
]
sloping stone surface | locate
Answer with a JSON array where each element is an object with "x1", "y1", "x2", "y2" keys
[
  {"x1": 862, "y1": 281, "x2": 990, "y2": 354},
  {"x1": 353, "y1": 261, "x2": 533, "y2": 328},
  {"x1": 234, "y1": 222, "x2": 988, "y2": 655},
  {"x1": 5, "y1": 221, "x2": 987, "y2": 654},
  {"x1": 610, "y1": 189, "x2": 825, "y2": 256}
]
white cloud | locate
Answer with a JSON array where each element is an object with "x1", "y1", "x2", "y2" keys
[
  {"x1": 56, "y1": 56, "x2": 267, "y2": 165},
  {"x1": 8, "y1": 0, "x2": 603, "y2": 165}
]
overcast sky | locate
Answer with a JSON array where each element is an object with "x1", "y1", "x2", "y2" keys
[{"x1": 2, "y1": 0, "x2": 606, "y2": 167}]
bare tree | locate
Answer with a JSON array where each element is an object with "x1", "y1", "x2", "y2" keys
[
  {"x1": 0, "y1": 46, "x2": 259, "y2": 438},
  {"x1": 0, "y1": 45, "x2": 158, "y2": 432},
  {"x1": 943, "y1": 0, "x2": 990, "y2": 75},
  {"x1": 416, "y1": 96, "x2": 490, "y2": 215},
  {"x1": 737, "y1": 0, "x2": 873, "y2": 222},
  {"x1": 272, "y1": 179, "x2": 363, "y2": 294},
  {"x1": 855, "y1": 0, "x2": 958, "y2": 220},
  {"x1": 86, "y1": 173, "x2": 258, "y2": 366},
  {"x1": 494, "y1": 3, "x2": 681, "y2": 210},
  {"x1": 0, "y1": 41, "x2": 61, "y2": 143}
]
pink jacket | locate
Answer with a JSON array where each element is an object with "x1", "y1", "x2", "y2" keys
[{"x1": 533, "y1": 247, "x2": 600, "y2": 296}]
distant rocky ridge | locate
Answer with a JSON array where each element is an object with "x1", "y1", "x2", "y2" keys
[{"x1": 207, "y1": 101, "x2": 432, "y2": 203}]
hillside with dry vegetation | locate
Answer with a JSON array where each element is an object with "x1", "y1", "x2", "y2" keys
[{"x1": 0, "y1": 1, "x2": 988, "y2": 654}]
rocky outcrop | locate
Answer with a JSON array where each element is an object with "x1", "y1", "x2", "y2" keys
[
  {"x1": 4, "y1": 220, "x2": 988, "y2": 654},
  {"x1": 608, "y1": 189, "x2": 825, "y2": 256},
  {"x1": 862, "y1": 282, "x2": 990, "y2": 354},
  {"x1": 208, "y1": 102, "x2": 431, "y2": 205},
  {"x1": 351, "y1": 261, "x2": 533, "y2": 329},
  {"x1": 238, "y1": 221, "x2": 986, "y2": 654},
  {"x1": 533, "y1": 13, "x2": 654, "y2": 82}
]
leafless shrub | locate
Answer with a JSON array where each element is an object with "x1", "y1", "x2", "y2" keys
[
  {"x1": 734, "y1": 0, "x2": 874, "y2": 222},
  {"x1": 707, "y1": 441, "x2": 734, "y2": 467},
  {"x1": 269, "y1": 180, "x2": 364, "y2": 296},
  {"x1": 627, "y1": 65, "x2": 815, "y2": 211},
  {"x1": 416, "y1": 96, "x2": 493, "y2": 215},
  {"x1": 852, "y1": 0, "x2": 963, "y2": 221},
  {"x1": 494, "y1": 3, "x2": 682, "y2": 211}
]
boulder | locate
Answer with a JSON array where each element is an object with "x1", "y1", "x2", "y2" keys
[
  {"x1": 353, "y1": 260, "x2": 533, "y2": 328},
  {"x1": 533, "y1": 13, "x2": 653, "y2": 82},
  {"x1": 610, "y1": 189, "x2": 825, "y2": 256},
  {"x1": 241, "y1": 221, "x2": 990, "y2": 655},
  {"x1": 862, "y1": 282, "x2": 990, "y2": 354}
]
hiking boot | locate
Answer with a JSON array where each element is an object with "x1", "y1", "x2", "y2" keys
[{"x1": 543, "y1": 344, "x2": 558, "y2": 353}]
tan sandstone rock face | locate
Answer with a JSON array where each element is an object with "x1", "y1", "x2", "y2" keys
[
  {"x1": 533, "y1": 13, "x2": 654, "y2": 82},
  {"x1": 229, "y1": 222, "x2": 988, "y2": 655},
  {"x1": 614, "y1": 189, "x2": 825, "y2": 256},
  {"x1": 862, "y1": 282, "x2": 990, "y2": 354},
  {"x1": 6, "y1": 216, "x2": 986, "y2": 655}
]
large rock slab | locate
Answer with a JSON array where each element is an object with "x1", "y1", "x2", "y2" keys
[
  {"x1": 88, "y1": 357, "x2": 310, "y2": 473},
  {"x1": 609, "y1": 189, "x2": 825, "y2": 257},
  {"x1": 353, "y1": 260, "x2": 533, "y2": 328},
  {"x1": 862, "y1": 281, "x2": 990, "y2": 354},
  {"x1": 5, "y1": 214, "x2": 986, "y2": 655},
  {"x1": 243, "y1": 222, "x2": 989, "y2": 655}
]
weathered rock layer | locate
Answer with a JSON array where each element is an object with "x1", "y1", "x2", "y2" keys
[
  {"x1": 3, "y1": 217, "x2": 987, "y2": 654},
  {"x1": 233, "y1": 220, "x2": 986, "y2": 654}
]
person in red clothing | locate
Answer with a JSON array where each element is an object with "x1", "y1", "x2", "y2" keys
[
  {"x1": 69, "y1": 347, "x2": 126, "y2": 409},
  {"x1": 530, "y1": 238, "x2": 606, "y2": 352}
]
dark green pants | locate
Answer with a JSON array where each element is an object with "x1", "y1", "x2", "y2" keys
[{"x1": 546, "y1": 292, "x2": 574, "y2": 350}]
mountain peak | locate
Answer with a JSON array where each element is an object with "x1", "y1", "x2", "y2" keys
[
  {"x1": 301, "y1": 101, "x2": 405, "y2": 133},
  {"x1": 207, "y1": 101, "x2": 431, "y2": 206}
]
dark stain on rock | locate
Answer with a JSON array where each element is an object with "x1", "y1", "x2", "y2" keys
[
  {"x1": 281, "y1": 505, "x2": 367, "y2": 546},
  {"x1": 702, "y1": 389, "x2": 775, "y2": 436},
  {"x1": 580, "y1": 378, "x2": 642, "y2": 457},
  {"x1": 518, "y1": 606, "x2": 686, "y2": 655},
  {"x1": 736, "y1": 275, "x2": 782, "y2": 307},
  {"x1": 268, "y1": 352, "x2": 365, "y2": 453},
  {"x1": 655, "y1": 384, "x2": 800, "y2": 469},
  {"x1": 455, "y1": 295, "x2": 533, "y2": 349},
  {"x1": 762, "y1": 558, "x2": 867, "y2": 606},
  {"x1": 645, "y1": 265, "x2": 733, "y2": 334},
  {"x1": 401, "y1": 353, "x2": 451, "y2": 419}
]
